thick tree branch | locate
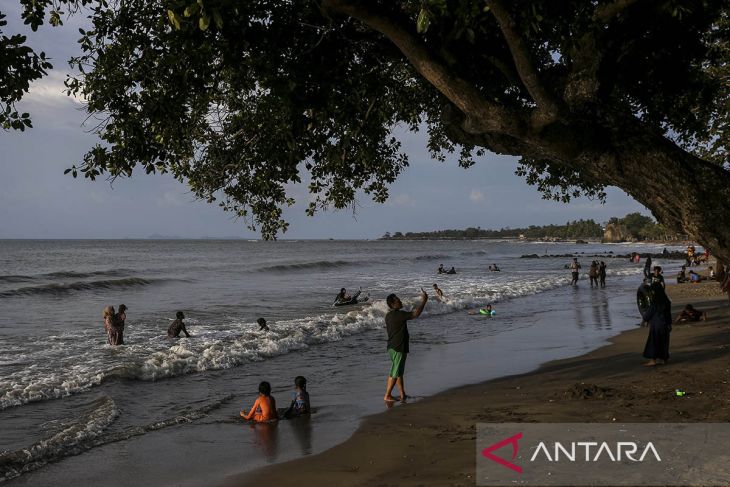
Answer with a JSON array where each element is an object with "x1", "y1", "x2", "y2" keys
[
  {"x1": 485, "y1": 0, "x2": 562, "y2": 129},
  {"x1": 593, "y1": 0, "x2": 641, "y2": 23},
  {"x1": 564, "y1": 0, "x2": 640, "y2": 109},
  {"x1": 321, "y1": 0, "x2": 524, "y2": 136}
]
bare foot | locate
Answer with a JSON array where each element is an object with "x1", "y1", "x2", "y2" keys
[
  {"x1": 643, "y1": 360, "x2": 657, "y2": 367},
  {"x1": 399, "y1": 394, "x2": 409, "y2": 403},
  {"x1": 384, "y1": 395, "x2": 396, "y2": 402}
]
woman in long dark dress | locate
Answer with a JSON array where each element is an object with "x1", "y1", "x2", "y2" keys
[{"x1": 641, "y1": 282, "x2": 672, "y2": 366}]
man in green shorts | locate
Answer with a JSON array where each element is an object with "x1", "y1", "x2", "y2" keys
[{"x1": 384, "y1": 289, "x2": 428, "y2": 402}]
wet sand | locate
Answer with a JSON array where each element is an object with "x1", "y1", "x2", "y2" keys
[{"x1": 235, "y1": 281, "x2": 730, "y2": 486}]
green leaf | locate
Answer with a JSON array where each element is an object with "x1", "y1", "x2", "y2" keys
[
  {"x1": 212, "y1": 10, "x2": 223, "y2": 29},
  {"x1": 416, "y1": 9, "x2": 430, "y2": 34},
  {"x1": 199, "y1": 14, "x2": 210, "y2": 31},
  {"x1": 184, "y1": 3, "x2": 200, "y2": 17},
  {"x1": 167, "y1": 10, "x2": 181, "y2": 30}
]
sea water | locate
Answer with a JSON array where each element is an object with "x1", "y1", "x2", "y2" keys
[{"x1": 0, "y1": 239, "x2": 683, "y2": 485}]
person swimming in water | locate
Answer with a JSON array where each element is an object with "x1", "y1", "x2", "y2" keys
[
  {"x1": 432, "y1": 283, "x2": 446, "y2": 302},
  {"x1": 468, "y1": 304, "x2": 495, "y2": 315},
  {"x1": 437, "y1": 264, "x2": 445, "y2": 274},
  {"x1": 167, "y1": 311, "x2": 191, "y2": 338},
  {"x1": 489, "y1": 264, "x2": 500, "y2": 272},
  {"x1": 257, "y1": 317, "x2": 269, "y2": 331},
  {"x1": 334, "y1": 287, "x2": 361, "y2": 305},
  {"x1": 240, "y1": 381, "x2": 278, "y2": 422},
  {"x1": 446, "y1": 266, "x2": 456, "y2": 275}
]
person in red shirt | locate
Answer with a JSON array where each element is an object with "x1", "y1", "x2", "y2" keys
[{"x1": 240, "y1": 381, "x2": 278, "y2": 422}]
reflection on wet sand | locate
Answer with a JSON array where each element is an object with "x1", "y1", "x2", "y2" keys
[
  {"x1": 245, "y1": 415, "x2": 314, "y2": 462},
  {"x1": 290, "y1": 416, "x2": 313, "y2": 455},
  {"x1": 248, "y1": 422, "x2": 279, "y2": 462}
]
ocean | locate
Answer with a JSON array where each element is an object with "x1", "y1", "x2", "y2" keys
[{"x1": 0, "y1": 239, "x2": 683, "y2": 485}]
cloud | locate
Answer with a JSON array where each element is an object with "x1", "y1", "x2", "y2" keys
[
  {"x1": 22, "y1": 70, "x2": 85, "y2": 108},
  {"x1": 469, "y1": 189, "x2": 485, "y2": 203}
]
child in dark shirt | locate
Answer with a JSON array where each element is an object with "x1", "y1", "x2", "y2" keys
[{"x1": 167, "y1": 311, "x2": 190, "y2": 338}]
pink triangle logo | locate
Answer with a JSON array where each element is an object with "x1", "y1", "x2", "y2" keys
[{"x1": 481, "y1": 432, "x2": 523, "y2": 474}]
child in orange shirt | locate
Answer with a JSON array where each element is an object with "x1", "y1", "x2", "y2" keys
[{"x1": 240, "y1": 381, "x2": 278, "y2": 422}]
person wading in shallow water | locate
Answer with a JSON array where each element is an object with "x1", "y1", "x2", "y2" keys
[
  {"x1": 113, "y1": 304, "x2": 127, "y2": 345},
  {"x1": 569, "y1": 257, "x2": 581, "y2": 286},
  {"x1": 383, "y1": 289, "x2": 428, "y2": 402}
]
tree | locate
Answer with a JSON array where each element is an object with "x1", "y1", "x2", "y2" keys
[{"x1": 3, "y1": 1, "x2": 729, "y2": 257}]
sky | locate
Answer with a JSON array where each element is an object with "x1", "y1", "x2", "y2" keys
[{"x1": 0, "y1": 5, "x2": 648, "y2": 240}]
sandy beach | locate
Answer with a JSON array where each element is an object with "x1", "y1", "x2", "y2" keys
[{"x1": 236, "y1": 281, "x2": 730, "y2": 486}]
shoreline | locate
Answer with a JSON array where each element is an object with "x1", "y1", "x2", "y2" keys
[{"x1": 235, "y1": 282, "x2": 730, "y2": 486}]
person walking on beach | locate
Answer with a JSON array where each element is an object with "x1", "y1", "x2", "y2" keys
[
  {"x1": 641, "y1": 282, "x2": 672, "y2": 366},
  {"x1": 384, "y1": 289, "x2": 428, "y2": 402},
  {"x1": 599, "y1": 261, "x2": 607, "y2": 288},
  {"x1": 569, "y1": 257, "x2": 581, "y2": 286}
]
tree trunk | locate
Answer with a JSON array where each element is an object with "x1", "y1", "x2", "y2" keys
[
  {"x1": 457, "y1": 114, "x2": 730, "y2": 262},
  {"x1": 577, "y1": 120, "x2": 730, "y2": 263}
]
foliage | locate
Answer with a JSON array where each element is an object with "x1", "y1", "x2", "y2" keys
[
  {"x1": 1, "y1": 0, "x2": 728, "y2": 238},
  {"x1": 383, "y1": 218, "x2": 604, "y2": 240},
  {"x1": 608, "y1": 212, "x2": 669, "y2": 240},
  {"x1": 0, "y1": 12, "x2": 50, "y2": 131},
  {"x1": 383, "y1": 213, "x2": 671, "y2": 240}
]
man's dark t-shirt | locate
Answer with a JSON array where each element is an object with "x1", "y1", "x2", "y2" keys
[{"x1": 386, "y1": 310, "x2": 411, "y2": 353}]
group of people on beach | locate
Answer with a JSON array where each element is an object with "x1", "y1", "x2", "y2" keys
[
  {"x1": 240, "y1": 376, "x2": 311, "y2": 422},
  {"x1": 568, "y1": 257, "x2": 607, "y2": 287},
  {"x1": 240, "y1": 286, "x2": 429, "y2": 412},
  {"x1": 639, "y1": 250, "x2": 719, "y2": 367},
  {"x1": 102, "y1": 304, "x2": 127, "y2": 345},
  {"x1": 101, "y1": 306, "x2": 192, "y2": 345},
  {"x1": 437, "y1": 264, "x2": 457, "y2": 274},
  {"x1": 103, "y1": 246, "x2": 719, "y2": 420}
]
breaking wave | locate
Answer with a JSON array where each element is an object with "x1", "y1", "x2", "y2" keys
[
  {"x1": 257, "y1": 260, "x2": 355, "y2": 272},
  {"x1": 0, "y1": 278, "x2": 163, "y2": 298}
]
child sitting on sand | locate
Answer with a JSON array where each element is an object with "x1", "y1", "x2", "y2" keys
[
  {"x1": 284, "y1": 376, "x2": 311, "y2": 418},
  {"x1": 674, "y1": 304, "x2": 707, "y2": 323},
  {"x1": 240, "y1": 381, "x2": 278, "y2": 422}
]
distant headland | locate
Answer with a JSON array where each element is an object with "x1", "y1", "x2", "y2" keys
[{"x1": 380, "y1": 213, "x2": 688, "y2": 243}]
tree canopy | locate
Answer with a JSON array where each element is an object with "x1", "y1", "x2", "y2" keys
[{"x1": 3, "y1": 0, "x2": 729, "y2": 251}]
